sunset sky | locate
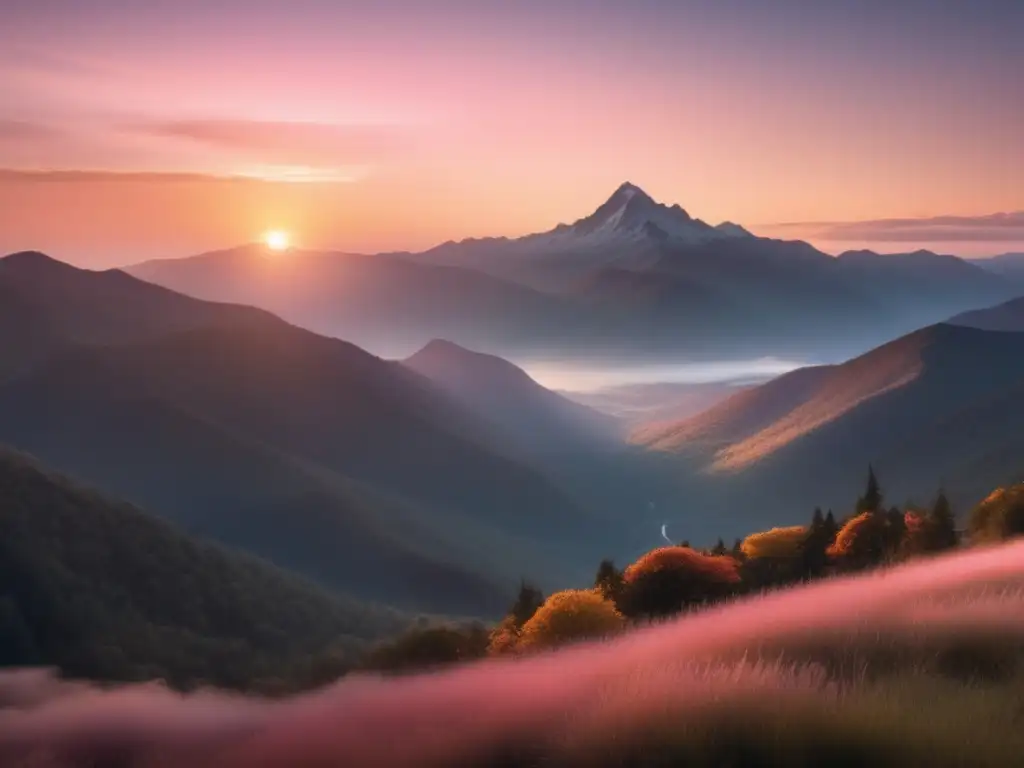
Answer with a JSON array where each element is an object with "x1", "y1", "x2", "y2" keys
[{"x1": 1, "y1": 0, "x2": 1021, "y2": 267}]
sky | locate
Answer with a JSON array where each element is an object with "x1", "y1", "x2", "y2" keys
[{"x1": 1, "y1": 0, "x2": 1022, "y2": 267}]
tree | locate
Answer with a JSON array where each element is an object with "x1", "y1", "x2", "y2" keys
[
  {"x1": 823, "y1": 510, "x2": 839, "y2": 541},
  {"x1": 516, "y1": 589, "x2": 624, "y2": 652},
  {"x1": 710, "y1": 538, "x2": 728, "y2": 556},
  {"x1": 731, "y1": 539, "x2": 745, "y2": 560},
  {"x1": 827, "y1": 512, "x2": 887, "y2": 571},
  {"x1": 741, "y1": 526, "x2": 808, "y2": 560},
  {"x1": 594, "y1": 559, "x2": 624, "y2": 602},
  {"x1": 799, "y1": 509, "x2": 832, "y2": 580},
  {"x1": 968, "y1": 485, "x2": 1024, "y2": 544},
  {"x1": 361, "y1": 624, "x2": 489, "y2": 674},
  {"x1": 509, "y1": 580, "x2": 544, "y2": 629},
  {"x1": 619, "y1": 547, "x2": 740, "y2": 619},
  {"x1": 929, "y1": 489, "x2": 958, "y2": 551},
  {"x1": 856, "y1": 465, "x2": 884, "y2": 513}
]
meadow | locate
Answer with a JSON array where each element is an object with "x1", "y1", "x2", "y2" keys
[{"x1": 3, "y1": 540, "x2": 1024, "y2": 767}]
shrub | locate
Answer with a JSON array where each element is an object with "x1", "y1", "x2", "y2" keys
[
  {"x1": 360, "y1": 623, "x2": 489, "y2": 674},
  {"x1": 968, "y1": 485, "x2": 1024, "y2": 544},
  {"x1": 516, "y1": 589, "x2": 624, "y2": 652},
  {"x1": 620, "y1": 547, "x2": 740, "y2": 618}
]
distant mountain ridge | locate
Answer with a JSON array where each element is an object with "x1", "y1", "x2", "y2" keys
[{"x1": 127, "y1": 184, "x2": 1024, "y2": 363}]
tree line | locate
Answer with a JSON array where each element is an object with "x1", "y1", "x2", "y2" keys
[{"x1": 364, "y1": 470, "x2": 1024, "y2": 672}]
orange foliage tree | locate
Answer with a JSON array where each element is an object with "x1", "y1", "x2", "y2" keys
[
  {"x1": 827, "y1": 512, "x2": 887, "y2": 570},
  {"x1": 969, "y1": 485, "x2": 1024, "y2": 544},
  {"x1": 516, "y1": 589, "x2": 624, "y2": 652},
  {"x1": 619, "y1": 546, "x2": 740, "y2": 618},
  {"x1": 741, "y1": 526, "x2": 808, "y2": 560}
]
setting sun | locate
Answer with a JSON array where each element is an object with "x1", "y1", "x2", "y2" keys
[{"x1": 264, "y1": 230, "x2": 290, "y2": 251}]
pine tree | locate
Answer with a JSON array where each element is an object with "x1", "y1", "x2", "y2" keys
[
  {"x1": 799, "y1": 508, "x2": 830, "y2": 579},
  {"x1": 710, "y1": 538, "x2": 728, "y2": 556},
  {"x1": 731, "y1": 538, "x2": 745, "y2": 560},
  {"x1": 509, "y1": 581, "x2": 544, "y2": 629},
  {"x1": 823, "y1": 510, "x2": 839, "y2": 541},
  {"x1": 929, "y1": 489, "x2": 958, "y2": 551},
  {"x1": 594, "y1": 559, "x2": 625, "y2": 601},
  {"x1": 856, "y1": 465, "x2": 884, "y2": 513}
]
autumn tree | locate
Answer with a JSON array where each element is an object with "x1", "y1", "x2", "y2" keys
[
  {"x1": 827, "y1": 511, "x2": 888, "y2": 571},
  {"x1": 968, "y1": 485, "x2": 1024, "y2": 544},
  {"x1": 619, "y1": 546, "x2": 740, "y2": 619},
  {"x1": 516, "y1": 589, "x2": 624, "y2": 652}
]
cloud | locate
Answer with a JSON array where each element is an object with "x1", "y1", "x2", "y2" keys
[
  {"x1": 128, "y1": 119, "x2": 411, "y2": 168},
  {"x1": 765, "y1": 212, "x2": 1024, "y2": 243}
]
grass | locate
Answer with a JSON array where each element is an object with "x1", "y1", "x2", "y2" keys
[{"x1": 4, "y1": 541, "x2": 1024, "y2": 766}]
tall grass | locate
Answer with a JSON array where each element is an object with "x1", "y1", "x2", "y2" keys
[{"x1": 4, "y1": 541, "x2": 1024, "y2": 766}]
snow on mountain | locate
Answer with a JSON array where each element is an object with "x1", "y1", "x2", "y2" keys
[{"x1": 426, "y1": 183, "x2": 752, "y2": 261}]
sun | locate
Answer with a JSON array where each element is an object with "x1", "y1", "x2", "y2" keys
[{"x1": 263, "y1": 230, "x2": 290, "y2": 252}]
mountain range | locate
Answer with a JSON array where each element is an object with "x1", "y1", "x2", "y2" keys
[
  {"x1": 633, "y1": 322, "x2": 1024, "y2": 536},
  {"x1": 128, "y1": 183, "x2": 1024, "y2": 363},
  {"x1": 0, "y1": 251, "x2": 627, "y2": 616}
]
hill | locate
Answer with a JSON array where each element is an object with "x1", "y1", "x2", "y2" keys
[
  {"x1": 401, "y1": 339, "x2": 623, "y2": 457},
  {"x1": 948, "y1": 295, "x2": 1024, "y2": 332},
  {"x1": 633, "y1": 324, "x2": 1024, "y2": 532},
  {"x1": 0, "y1": 251, "x2": 604, "y2": 614},
  {"x1": 0, "y1": 447, "x2": 411, "y2": 692}
]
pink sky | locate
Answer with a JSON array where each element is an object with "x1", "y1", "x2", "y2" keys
[{"x1": 1, "y1": 1, "x2": 1021, "y2": 266}]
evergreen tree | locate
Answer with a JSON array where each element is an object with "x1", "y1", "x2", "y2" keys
[
  {"x1": 823, "y1": 510, "x2": 839, "y2": 541},
  {"x1": 710, "y1": 538, "x2": 728, "y2": 556},
  {"x1": 678, "y1": 539, "x2": 692, "y2": 549},
  {"x1": 594, "y1": 559, "x2": 624, "y2": 602},
  {"x1": 929, "y1": 489, "x2": 958, "y2": 551},
  {"x1": 731, "y1": 538, "x2": 745, "y2": 559},
  {"x1": 799, "y1": 508, "x2": 830, "y2": 580},
  {"x1": 509, "y1": 581, "x2": 544, "y2": 629},
  {"x1": 856, "y1": 465, "x2": 884, "y2": 513}
]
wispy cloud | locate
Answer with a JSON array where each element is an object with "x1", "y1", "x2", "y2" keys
[
  {"x1": 127, "y1": 119, "x2": 412, "y2": 169},
  {"x1": 765, "y1": 212, "x2": 1024, "y2": 243}
]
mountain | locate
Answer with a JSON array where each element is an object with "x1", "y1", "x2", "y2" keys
[
  {"x1": 401, "y1": 339, "x2": 623, "y2": 457},
  {"x1": 633, "y1": 324, "x2": 1024, "y2": 533},
  {"x1": 129, "y1": 245, "x2": 578, "y2": 359},
  {"x1": 0, "y1": 250, "x2": 274, "y2": 376},
  {"x1": 949, "y1": 295, "x2": 1024, "y2": 332},
  {"x1": 973, "y1": 252, "x2": 1024, "y2": 279},
  {"x1": 0, "y1": 251, "x2": 606, "y2": 614},
  {"x1": 0, "y1": 446, "x2": 411, "y2": 691},
  {"x1": 125, "y1": 186, "x2": 1022, "y2": 364},
  {"x1": 834, "y1": 249, "x2": 1017, "y2": 326}
]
